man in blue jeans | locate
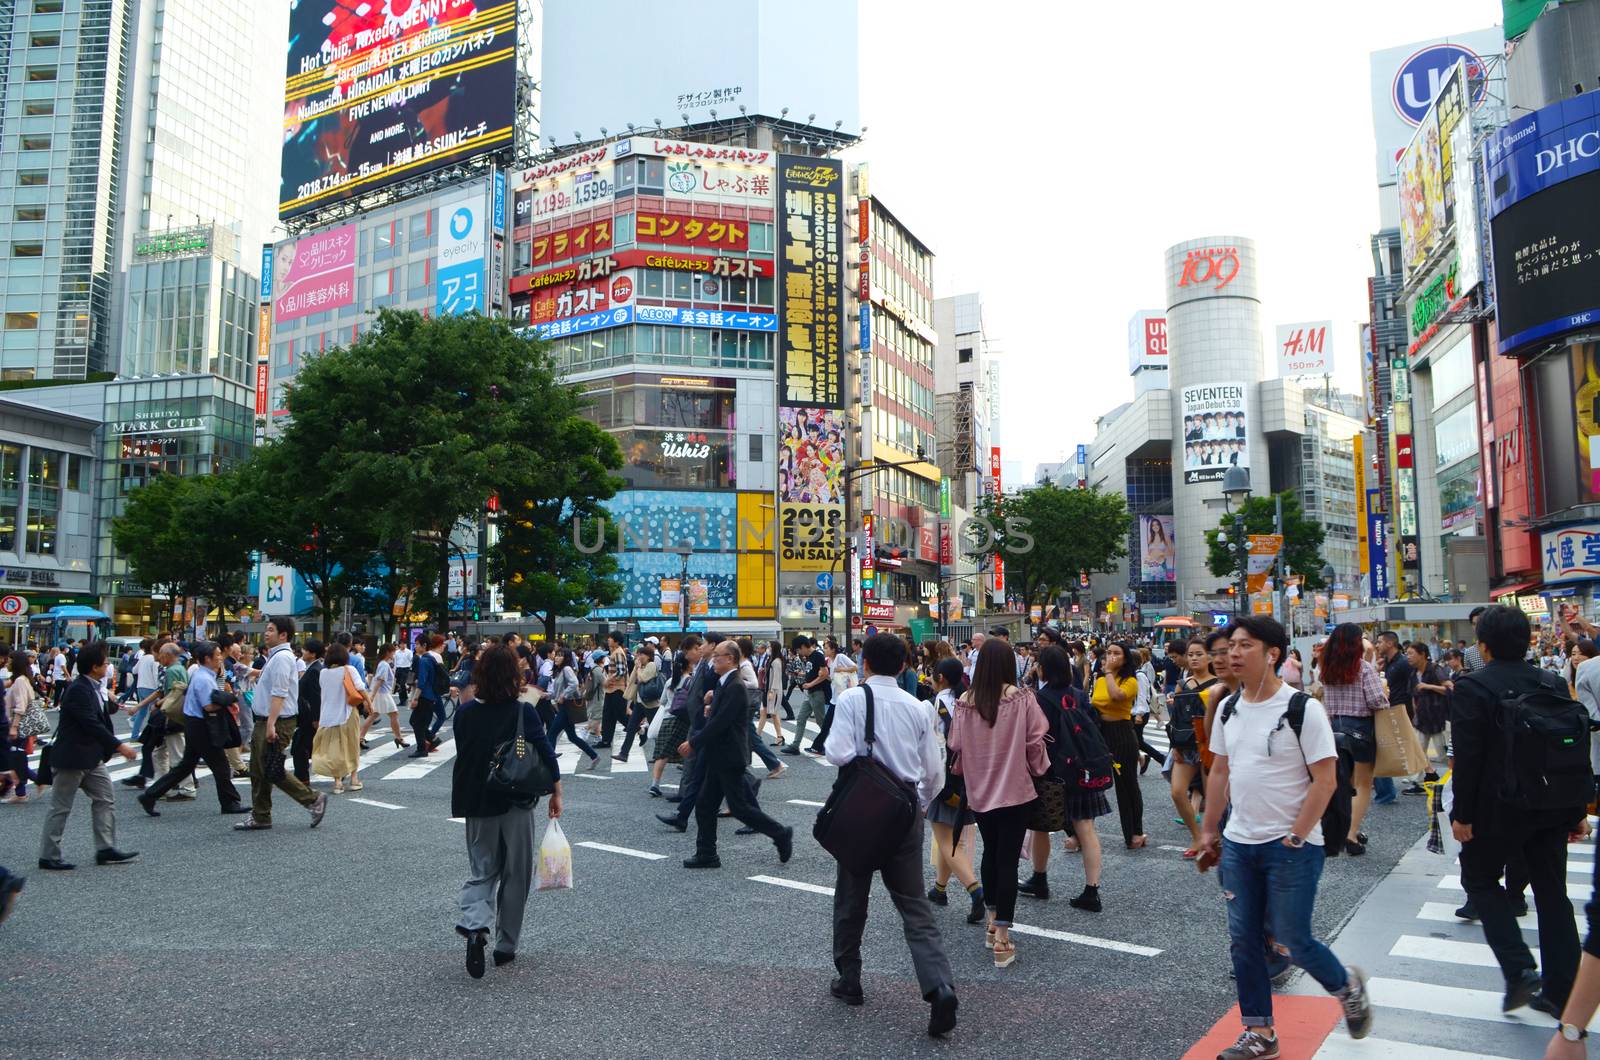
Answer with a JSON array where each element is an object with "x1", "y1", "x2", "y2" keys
[{"x1": 1198, "y1": 615, "x2": 1373, "y2": 1060}]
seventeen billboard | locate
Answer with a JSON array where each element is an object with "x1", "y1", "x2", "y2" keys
[
  {"x1": 279, "y1": 0, "x2": 517, "y2": 219},
  {"x1": 1180, "y1": 383, "x2": 1250, "y2": 484}
]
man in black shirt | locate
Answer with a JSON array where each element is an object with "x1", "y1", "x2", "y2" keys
[
  {"x1": 780, "y1": 636, "x2": 829, "y2": 756},
  {"x1": 293, "y1": 639, "x2": 324, "y2": 784},
  {"x1": 1374, "y1": 632, "x2": 1410, "y2": 806}
]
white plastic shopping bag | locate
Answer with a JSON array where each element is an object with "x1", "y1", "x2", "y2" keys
[
  {"x1": 646, "y1": 705, "x2": 668, "y2": 743},
  {"x1": 536, "y1": 819, "x2": 574, "y2": 891}
]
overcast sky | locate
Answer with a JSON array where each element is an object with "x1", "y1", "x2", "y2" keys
[{"x1": 846, "y1": 0, "x2": 1504, "y2": 476}]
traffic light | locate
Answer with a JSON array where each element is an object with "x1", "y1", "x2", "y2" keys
[{"x1": 819, "y1": 604, "x2": 830, "y2": 625}]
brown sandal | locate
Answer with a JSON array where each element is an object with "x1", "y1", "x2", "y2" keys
[{"x1": 1127, "y1": 835, "x2": 1148, "y2": 849}]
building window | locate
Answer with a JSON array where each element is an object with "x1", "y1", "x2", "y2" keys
[
  {"x1": 34, "y1": 0, "x2": 65, "y2": 11},
  {"x1": 30, "y1": 31, "x2": 60, "y2": 46},
  {"x1": 748, "y1": 434, "x2": 762, "y2": 462},
  {"x1": 11, "y1": 243, "x2": 43, "y2": 258},
  {"x1": 20, "y1": 135, "x2": 50, "y2": 151},
  {"x1": 23, "y1": 100, "x2": 54, "y2": 116},
  {"x1": 4, "y1": 312, "x2": 39, "y2": 330},
  {"x1": 18, "y1": 171, "x2": 47, "y2": 186},
  {"x1": 958, "y1": 346, "x2": 973, "y2": 363},
  {"x1": 14, "y1": 207, "x2": 45, "y2": 222},
  {"x1": 26, "y1": 66, "x2": 57, "y2": 82},
  {"x1": 66, "y1": 454, "x2": 82, "y2": 491},
  {"x1": 0, "y1": 444, "x2": 20, "y2": 552},
  {"x1": 25, "y1": 448, "x2": 60, "y2": 556}
]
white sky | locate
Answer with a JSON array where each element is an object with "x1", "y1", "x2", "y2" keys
[{"x1": 847, "y1": 0, "x2": 1504, "y2": 473}]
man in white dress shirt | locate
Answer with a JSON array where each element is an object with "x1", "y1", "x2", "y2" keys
[{"x1": 823, "y1": 632, "x2": 957, "y2": 1039}]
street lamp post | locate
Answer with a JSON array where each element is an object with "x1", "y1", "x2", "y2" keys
[
  {"x1": 838, "y1": 451, "x2": 938, "y2": 642},
  {"x1": 667, "y1": 540, "x2": 693, "y2": 638},
  {"x1": 1222, "y1": 466, "x2": 1252, "y2": 617}
]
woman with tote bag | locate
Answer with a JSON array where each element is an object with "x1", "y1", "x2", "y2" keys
[{"x1": 1317, "y1": 623, "x2": 1390, "y2": 855}]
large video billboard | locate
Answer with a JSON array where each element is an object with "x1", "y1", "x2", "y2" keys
[
  {"x1": 279, "y1": 0, "x2": 517, "y2": 219},
  {"x1": 1487, "y1": 88, "x2": 1600, "y2": 352},
  {"x1": 777, "y1": 155, "x2": 845, "y2": 409},
  {"x1": 778, "y1": 407, "x2": 845, "y2": 573}
]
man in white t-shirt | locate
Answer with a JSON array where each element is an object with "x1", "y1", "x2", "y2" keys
[
  {"x1": 130, "y1": 638, "x2": 162, "y2": 741},
  {"x1": 1199, "y1": 616, "x2": 1372, "y2": 1060},
  {"x1": 394, "y1": 641, "x2": 415, "y2": 700}
]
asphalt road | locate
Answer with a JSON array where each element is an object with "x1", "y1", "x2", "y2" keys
[{"x1": 0, "y1": 710, "x2": 1426, "y2": 1059}]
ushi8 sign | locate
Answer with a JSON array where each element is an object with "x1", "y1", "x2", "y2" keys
[{"x1": 777, "y1": 155, "x2": 845, "y2": 409}]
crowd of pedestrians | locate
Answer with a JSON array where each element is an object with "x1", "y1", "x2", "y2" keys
[{"x1": 8, "y1": 605, "x2": 1600, "y2": 1055}]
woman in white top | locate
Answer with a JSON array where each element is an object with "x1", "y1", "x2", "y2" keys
[
  {"x1": 759, "y1": 640, "x2": 786, "y2": 748},
  {"x1": 828, "y1": 644, "x2": 859, "y2": 698},
  {"x1": 359, "y1": 643, "x2": 408, "y2": 751},
  {"x1": 3, "y1": 655, "x2": 44, "y2": 802},
  {"x1": 313, "y1": 643, "x2": 370, "y2": 793}
]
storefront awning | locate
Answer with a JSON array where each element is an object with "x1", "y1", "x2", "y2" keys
[{"x1": 1492, "y1": 580, "x2": 1542, "y2": 600}]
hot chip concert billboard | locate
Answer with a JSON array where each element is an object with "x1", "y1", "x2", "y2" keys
[{"x1": 279, "y1": 0, "x2": 517, "y2": 219}]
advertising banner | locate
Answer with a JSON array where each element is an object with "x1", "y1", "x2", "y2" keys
[
  {"x1": 272, "y1": 224, "x2": 356, "y2": 324},
  {"x1": 777, "y1": 155, "x2": 845, "y2": 409},
  {"x1": 1127, "y1": 311, "x2": 1168, "y2": 373},
  {"x1": 530, "y1": 219, "x2": 615, "y2": 267},
  {"x1": 520, "y1": 145, "x2": 617, "y2": 226},
  {"x1": 279, "y1": 0, "x2": 516, "y2": 218},
  {"x1": 779, "y1": 505, "x2": 843, "y2": 573},
  {"x1": 1354, "y1": 434, "x2": 1370, "y2": 577},
  {"x1": 592, "y1": 552, "x2": 736, "y2": 620},
  {"x1": 1138, "y1": 515, "x2": 1177, "y2": 583},
  {"x1": 661, "y1": 157, "x2": 774, "y2": 206},
  {"x1": 1245, "y1": 535, "x2": 1283, "y2": 594},
  {"x1": 1368, "y1": 31, "x2": 1497, "y2": 184},
  {"x1": 778, "y1": 407, "x2": 845, "y2": 574},
  {"x1": 255, "y1": 358, "x2": 269, "y2": 417},
  {"x1": 1487, "y1": 89, "x2": 1600, "y2": 352},
  {"x1": 863, "y1": 600, "x2": 897, "y2": 625},
  {"x1": 512, "y1": 251, "x2": 770, "y2": 295},
  {"x1": 634, "y1": 212, "x2": 751, "y2": 250},
  {"x1": 530, "y1": 305, "x2": 775, "y2": 341},
  {"x1": 1399, "y1": 106, "x2": 1446, "y2": 279},
  {"x1": 526, "y1": 272, "x2": 634, "y2": 325},
  {"x1": 1180, "y1": 383, "x2": 1249, "y2": 484},
  {"x1": 437, "y1": 194, "x2": 486, "y2": 317},
  {"x1": 1276, "y1": 321, "x2": 1333, "y2": 378},
  {"x1": 1367, "y1": 492, "x2": 1391, "y2": 600},
  {"x1": 1545, "y1": 524, "x2": 1600, "y2": 584}
]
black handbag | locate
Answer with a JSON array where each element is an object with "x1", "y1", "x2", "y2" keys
[
  {"x1": 203, "y1": 690, "x2": 242, "y2": 749},
  {"x1": 486, "y1": 704, "x2": 556, "y2": 807},
  {"x1": 263, "y1": 741, "x2": 287, "y2": 784},
  {"x1": 813, "y1": 687, "x2": 920, "y2": 875},
  {"x1": 1027, "y1": 775, "x2": 1068, "y2": 832},
  {"x1": 36, "y1": 742, "x2": 53, "y2": 787}
]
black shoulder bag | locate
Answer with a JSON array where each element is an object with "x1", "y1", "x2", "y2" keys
[
  {"x1": 813, "y1": 687, "x2": 921, "y2": 875},
  {"x1": 486, "y1": 704, "x2": 557, "y2": 807}
]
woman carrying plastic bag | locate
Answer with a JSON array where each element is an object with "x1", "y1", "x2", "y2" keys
[
  {"x1": 450, "y1": 644, "x2": 564, "y2": 979},
  {"x1": 537, "y1": 819, "x2": 574, "y2": 891}
]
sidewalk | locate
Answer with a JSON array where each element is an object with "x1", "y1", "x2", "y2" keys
[{"x1": 1188, "y1": 828, "x2": 1595, "y2": 1059}]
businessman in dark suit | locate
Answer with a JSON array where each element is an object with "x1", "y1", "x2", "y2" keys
[
  {"x1": 679, "y1": 639, "x2": 793, "y2": 869},
  {"x1": 656, "y1": 633, "x2": 720, "y2": 829},
  {"x1": 38, "y1": 640, "x2": 140, "y2": 870}
]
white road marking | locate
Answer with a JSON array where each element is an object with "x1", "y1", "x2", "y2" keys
[
  {"x1": 571, "y1": 772, "x2": 612, "y2": 781},
  {"x1": 608, "y1": 754, "x2": 647, "y2": 774},
  {"x1": 1454, "y1": 854, "x2": 1591, "y2": 875},
  {"x1": 1416, "y1": 901, "x2": 1576, "y2": 933},
  {"x1": 382, "y1": 740, "x2": 457, "y2": 780},
  {"x1": 348, "y1": 797, "x2": 405, "y2": 810},
  {"x1": 357, "y1": 741, "x2": 407, "y2": 768},
  {"x1": 1437, "y1": 874, "x2": 1589, "y2": 900},
  {"x1": 1362, "y1": 976, "x2": 1600, "y2": 1027},
  {"x1": 576, "y1": 841, "x2": 667, "y2": 861},
  {"x1": 1387, "y1": 934, "x2": 1500, "y2": 967},
  {"x1": 1007, "y1": 922, "x2": 1163, "y2": 957},
  {"x1": 448, "y1": 817, "x2": 465, "y2": 824},
  {"x1": 749, "y1": 874, "x2": 835, "y2": 896},
  {"x1": 1313, "y1": 1033, "x2": 1518, "y2": 1059},
  {"x1": 787, "y1": 799, "x2": 825, "y2": 808}
]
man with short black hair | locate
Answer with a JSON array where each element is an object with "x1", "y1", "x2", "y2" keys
[
  {"x1": 823, "y1": 632, "x2": 957, "y2": 1038},
  {"x1": 780, "y1": 635, "x2": 829, "y2": 756},
  {"x1": 38, "y1": 640, "x2": 140, "y2": 870},
  {"x1": 1199, "y1": 615, "x2": 1371, "y2": 1059},
  {"x1": 297, "y1": 638, "x2": 326, "y2": 778},
  {"x1": 1462, "y1": 607, "x2": 1488, "y2": 671},
  {"x1": 139, "y1": 641, "x2": 248, "y2": 817},
  {"x1": 1450, "y1": 604, "x2": 1589, "y2": 1016},
  {"x1": 235, "y1": 617, "x2": 327, "y2": 832}
]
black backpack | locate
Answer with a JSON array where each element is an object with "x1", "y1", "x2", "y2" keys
[
  {"x1": 429, "y1": 654, "x2": 450, "y2": 700},
  {"x1": 1167, "y1": 677, "x2": 1216, "y2": 751},
  {"x1": 1037, "y1": 687, "x2": 1115, "y2": 793},
  {"x1": 1220, "y1": 690, "x2": 1355, "y2": 858},
  {"x1": 1463, "y1": 668, "x2": 1596, "y2": 814}
]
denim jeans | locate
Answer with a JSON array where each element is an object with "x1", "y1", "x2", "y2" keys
[
  {"x1": 1372, "y1": 776, "x2": 1397, "y2": 804},
  {"x1": 1222, "y1": 837, "x2": 1349, "y2": 1027},
  {"x1": 129, "y1": 690, "x2": 155, "y2": 740},
  {"x1": 748, "y1": 720, "x2": 780, "y2": 769}
]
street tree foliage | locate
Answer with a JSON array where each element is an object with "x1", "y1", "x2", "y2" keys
[
  {"x1": 250, "y1": 309, "x2": 622, "y2": 636},
  {"x1": 973, "y1": 484, "x2": 1131, "y2": 610},
  {"x1": 1204, "y1": 490, "x2": 1330, "y2": 590},
  {"x1": 488, "y1": 415, "x2": 625, "y2": 642},
  {"x1": 112, "y1": 471, "x2": 254, "y2": 630}
]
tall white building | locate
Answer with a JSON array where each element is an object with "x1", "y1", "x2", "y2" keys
[{"x1": 933, "y1": 292, "x2": 995, "y2": 512}]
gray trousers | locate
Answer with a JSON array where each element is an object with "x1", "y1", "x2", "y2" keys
[
  {"x1": 40, "y1": 765, "x2": 117, "y2": 861},
  {"x1": 459, "y1": 806, "x2": 536, "y2": 955},
  {"x1": 832, "y1": 812, "x2": 954, "y2": 998},
  {"x1": 787, "y1": 688, "x2": 827, "y2": 751}
]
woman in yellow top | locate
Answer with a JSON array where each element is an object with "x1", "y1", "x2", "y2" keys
[{"x1": 1091, "y1": 641, "x2": 1147, "y2": 849}]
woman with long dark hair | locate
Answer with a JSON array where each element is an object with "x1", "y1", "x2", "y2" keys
[
  {"x1": 926, "y1": 657, "x2": 983, "y2": 923},
  {"x1": 451, "y1": 643, "x2": 562, "y2": 977},
  {"x1": 1166, "y1": 639, "x2": 1216, "y2": 858},
  {"x1": 758, "y1": 640, "x2": 786, "y2": 748},
  {"x1": 544, "y1": 647, "x2": 598, "y2": 770},
  {"x1": 948, "y1": 638, "x2": 1049, "y2": 969},
  {"x1": 1317, "y1": 622, "x2": 1388, "y2": 855},
  {"x1": 650, "y1": 634, "x2": 702, "y2": 798},
  {"x1": 1091, "y1": 640, "x2": 1148, "y2": 849}
]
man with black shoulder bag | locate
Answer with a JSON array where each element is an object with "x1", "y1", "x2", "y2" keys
[
  {"x1": 1450, "y1": 604, "x2": 1593, "y2": 1018},
  {"x1": 819, "y1": 633, "x2": 958, "y2": 1039}
]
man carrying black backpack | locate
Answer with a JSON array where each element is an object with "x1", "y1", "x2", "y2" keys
[{"x1": 1450, "y1": 604, "x2": 1594, "y2": 1017}]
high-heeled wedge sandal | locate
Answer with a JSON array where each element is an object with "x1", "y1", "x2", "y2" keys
[{"x1": 992, "y1": 939, "x2": 1017, "y2": 968}]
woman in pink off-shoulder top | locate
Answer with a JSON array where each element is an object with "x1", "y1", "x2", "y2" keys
[{"x1": 948, "y1": 638, "x2": 1049, "y2": 971}]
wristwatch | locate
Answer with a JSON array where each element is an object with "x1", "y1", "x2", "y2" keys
[
  {"x1": 1560, "y1": 1022, "x2": 1588, "y2": 1042},
  {"x1": 1285, "y1": 833, "x2": 1306, "y2": 848}
]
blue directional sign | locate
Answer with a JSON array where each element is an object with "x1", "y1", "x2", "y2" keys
[{"x1": 815, "y1": 573, "x2": 833, "y2": 592}]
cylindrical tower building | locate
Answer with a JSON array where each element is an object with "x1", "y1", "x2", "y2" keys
[{"x1": 1164, "y1": 236, "x2": 1267, "y2": 614}]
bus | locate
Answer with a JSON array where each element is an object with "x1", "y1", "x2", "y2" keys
[{"x1": 27, "y1": 606, "x2": 112, "y2": 649}]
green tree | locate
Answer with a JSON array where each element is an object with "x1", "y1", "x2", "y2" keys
[
  {"x1": 972, "y1": 484, "x2": 1131, "y2": 610},
  {"x1": 266, "y1": 309, "x2": 613, "y2": 633},
  {"x1": 489, "y1": 416, "x2": 625, "y2": 641},
  {"x1": 1204, "y1": 490, "x2": 1330, "y2": 590},
  {"x1": 112, "y1": 471, "x2": 257, "y2": 632}
]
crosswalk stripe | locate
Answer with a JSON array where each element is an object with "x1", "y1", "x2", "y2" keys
[
  {"x1": 1363, "y1": 976, "x2": 1599, "y2": 1028},
  {"x1": 1388, "y1": 934, "x2": 1499, "y2": 968},
  {"x1": 787, "y1": 799, "x2": 825, "y2": 808},
  {"x1": 357, "y1": 741, "x2": 407, "y2": 768},
  {"x1": 1416, "y1": 901, "x2": 1580, "y2": 934},
  {"x1": 348, "y1": 797, "x2": 404, "y2": 810},
  {"x1": 608, "y1": 754, "x2": 647, "y2": 773},
  {"x1": 576, "y1": 841, "x2": 667, "y2": 861},
  {"x1": 1437, "y1": 875, "x2": 1589, "y2": 901},
  {"x1": 1313, "y1": 1032, "x2": 1518, "y2": 1059},
  {"x1": 1454, "y1": 854, "x2": 1592, "y2": 877},
  {"x1": 750, "y1": 874, "x2": 834, "y2": 896},
  {"x1": 382, "y1": 740, "x2": 456, "y2": 780}
]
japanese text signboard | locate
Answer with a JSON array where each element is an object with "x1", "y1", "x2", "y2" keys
[
  {"x1": 777, "y1": 155, "x2": 844, "y2": 409},
  {"x1": 272, "y1": 223, "x2": 356, "y2": 324},
  {"x1": 1543, "y1": 523, "x2": 1600, "y2": 585}
]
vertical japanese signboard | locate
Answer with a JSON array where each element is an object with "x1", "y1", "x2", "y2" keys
[
  {"x1": 991, "y1": 446, "x2": 1004, "y2": 597},
  {"x1": 777, "y1": 155, "x2": 844, "y2": 408}
]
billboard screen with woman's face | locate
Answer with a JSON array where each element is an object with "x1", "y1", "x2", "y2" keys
[{"x1": 1139, "y1": 515, "x2": 1177, "y2": 583}]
